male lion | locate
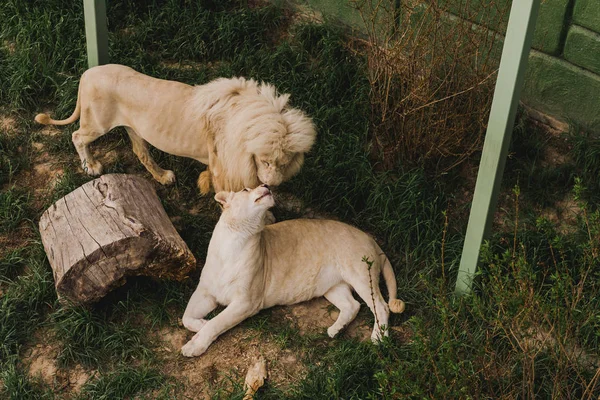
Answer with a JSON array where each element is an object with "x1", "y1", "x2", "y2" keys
[
  {"x1": 181, "y1": 185, "x2": 406, "y2": 357},
  {"x1": 34, "y1": 64, "x2": 316, "y2": 193}
]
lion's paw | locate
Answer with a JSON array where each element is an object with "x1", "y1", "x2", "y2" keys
[
  {"x1": 83, "y1": 161, "x2": 103, "y2": 176},
  {"x1": 181, "y1": 340, "x2": 205, "y2": 358},
  {"x1": 159, "y1": 170, "x2": 176, "y2": 185},
  {"x1": 327, "y1": 326, "x2": 340, "y2": 338}
]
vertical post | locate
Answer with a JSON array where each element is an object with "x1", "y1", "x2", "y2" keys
[
  {"x1": 455, "y1": 0, "x2": 541, "y2": 295},
  {"x1": 83, "y1": 0, "x2": 109, "y2": 68}
]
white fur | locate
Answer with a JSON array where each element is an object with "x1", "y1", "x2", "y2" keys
[
  {"x1": 181, "y1": 186, "x2": 405, "y2": 357},
  {"x1": 34, "y1": 64, "x2": 316, "y2": 192}
]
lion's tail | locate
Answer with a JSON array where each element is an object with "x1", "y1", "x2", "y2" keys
[
  {"x1": 35, "y1": 84, "x2": 81, "y2": 126},
  {"x1": 381, "y1": 256, "x2": 405, "y2": 314}
]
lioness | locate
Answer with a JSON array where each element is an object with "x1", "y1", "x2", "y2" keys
[
  {"x1": 181, "y1": 185, "x2": 405, "y2": 357},
  {"x1": 35, "y1": 64, "x2": 316, "y2": 194}
]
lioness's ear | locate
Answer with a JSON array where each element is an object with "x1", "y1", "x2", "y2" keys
[{"x1": 214, "y1": 191, "x2": 233, "y2": 207}]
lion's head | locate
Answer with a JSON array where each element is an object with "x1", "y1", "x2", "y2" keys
[
  {"x1": 245, "y1": 86, "x2": 316, "y2": 188},
  {"x1": 206, "y1": 79, "x2": 316, "y2": 193}
]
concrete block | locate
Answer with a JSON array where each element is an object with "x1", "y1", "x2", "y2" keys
[
  {"x1": 522, "y1": 51, "x2": 600, "y2": 132},
  {"x1": 564, "y1": 25, "x2": 600, "y2": 75},
  {"x1": 412, "y1": 0, "x2": 568, "y2": 55},
  {"x1": 532, "y1": 0, "x2": 570, "y2": 55},
  {"x1": 573, "y1": 0, "x2": 600, "y2": 34}
]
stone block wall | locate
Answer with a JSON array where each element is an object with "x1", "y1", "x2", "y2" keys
[
  {"x1": 292, "y1": 0, "x2": 600, "y2": 132},
  {"x1": 523, "y1": 0, "x2": 600, "y2": 131}
]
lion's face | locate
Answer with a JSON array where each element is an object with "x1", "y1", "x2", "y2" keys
[{"x1": 254, "y1": 153, "x2": 293, "y2": 187}]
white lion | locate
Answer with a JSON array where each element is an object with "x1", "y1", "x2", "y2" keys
[
  {"x1": 34, "y1": 64, "x2": 316, "y2": 194},
  {"x1": 181, "y1": 185, "x2": 405, "y2": 357}
]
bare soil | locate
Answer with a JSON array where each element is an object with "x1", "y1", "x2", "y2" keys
[{"x1": 22, "y1": 329, "x2": 94, "y2": 397}]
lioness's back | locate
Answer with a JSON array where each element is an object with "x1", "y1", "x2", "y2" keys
[{"x1": 263, "y1": 219, "x2": 379, "y2": 263}]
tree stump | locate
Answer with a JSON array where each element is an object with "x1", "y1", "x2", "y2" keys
[{"x1": 39, "y1": 174, "x2": 196, "y2": 304}]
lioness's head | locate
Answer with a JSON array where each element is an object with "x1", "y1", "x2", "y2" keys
[{"x1": 215, "y1": 184, "x2": 274, "y2": 228}]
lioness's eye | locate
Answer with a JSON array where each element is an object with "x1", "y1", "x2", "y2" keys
[
  {"x1": 263, "y1": 161, "x2": 270, "y2": 167},
  {"x1": 243, "y1": 188, "x2": 249, "y2": 192}
]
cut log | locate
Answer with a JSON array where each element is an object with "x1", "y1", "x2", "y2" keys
[{"x1": 39, "y1": 174, "x2": 196, "y2": 304}]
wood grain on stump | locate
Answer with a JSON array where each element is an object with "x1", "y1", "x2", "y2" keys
[{"x1": 39, "y1": 174, "x2": 196, "y2": 304}]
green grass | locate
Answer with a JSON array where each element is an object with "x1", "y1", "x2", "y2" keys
[
  {"x1": 1, "y1": 0, "x2": 600, "y2": 398},
  {"x1": 51, "y1": 304, "x2": 153, "y2": 369},
  {"x1": 78, "y1": 364, "x2": 172, "y2": 400},
  {"x1": 0, "y1": 357, "x2": 55, "y2": 400},
  {"x1": 0, "y1": 125, "x2": 30, "y2": 186},
  {"x1": 0, "y1": 243, "x2": 55, "y2": 363},
  {"x1": 0, "y1": 188, "x2": 31, "y2": 233}
]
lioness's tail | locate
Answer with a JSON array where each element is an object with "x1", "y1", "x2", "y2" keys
[
  {"x1": 382, "y1": 256, "x2": 405, "y2": 313},
  {"x1": 34, "y1": 86, "x2": 81, "y2": 126}
]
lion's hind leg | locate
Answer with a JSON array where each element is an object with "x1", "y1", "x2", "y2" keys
[
  {"x1": 346, "y1": 266, "x2": 390, "y2": 343},
  {"x1": 324, "y1": 283, "x2": 360, "y2": 338},
  {"x1": 72, "y1": 128, "x2": 104, "y2": 176},
  {"x1": 127, "y1": 128, "x2": 176, "y2": 185}
]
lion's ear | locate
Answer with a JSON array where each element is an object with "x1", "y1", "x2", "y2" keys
[{"x1": 214, "y1": 191, "x2": 233, "y2": 207}]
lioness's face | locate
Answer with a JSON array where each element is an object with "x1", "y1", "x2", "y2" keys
[
  {"x1": 215, "y1": 184, "x2": 274, "y2": 220},
  {"x1": 255, "y1": 154, "x2": 292, "y2": 187}
]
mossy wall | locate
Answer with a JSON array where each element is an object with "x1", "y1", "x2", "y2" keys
[{"x1": 293, "y1": 0, "x2": 600, "y2": 132}]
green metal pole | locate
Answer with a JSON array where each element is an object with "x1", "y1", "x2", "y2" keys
[
  {"x1": 455, "y1": 0, "x2": 541, "y2": 295},
  {"x1": 83, "y1": 0, "x2": 109, "y2": 68}
]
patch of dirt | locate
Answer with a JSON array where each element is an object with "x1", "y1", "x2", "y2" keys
[
  {"x1": 23, "y1": 330, "x2": 93, "y2": 397},
  {"x1": 159, "y1": 59, "x2": 209, "y2": 71},
  {"x1": 541, "y1": 144, "x2": 570, "y2": 168},
  {"x1": 156, "y1": 294, "x2": 408, "y2": 398},
  {"x1": 288, "y1": 2, "x2": 324, "y2": 25},
  {"x1": 39, "y1": 124, "x2": 61, "y2": 137},
  {"x1": 157, "y1": 324, "x2": 308, "y2": 399},
  {"x1": 59, "y1": 364, "x2": 93, "y2": 394},
  {"x1": 274, "y1": 297, "x2": 373, "y2": 341},
  {"x1": 539, "y1": 196, "x2": 581, "y2": 235},
  {"x1": 21, "y1": 149, "x2": 65, "y2": 210},
  {"x1": 0, "y1": 114, "x2": 17, "y2": 133},
  {"x1": 26, "y1": 344, "x2": 58, "y2": 386}
]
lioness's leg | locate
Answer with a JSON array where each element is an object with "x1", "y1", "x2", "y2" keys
[
  {"x1": 349, "y1": 274, "x2": 390, "y2": 342},
  {"x1": 181, "y1": 300, "x2": 257, "y2": 357},
  {"x1": 324, "y1": 283, "x2": 360, "y2": 338},
  {"x1": 72, "y1": 128, "x2": 104, "y2": 175},
  {"x1": 182, "y1": 285, "x2": 217, "y2": 333},
  {"x1": 126, "y1": 128, "x2": 176, "y2": 185}
]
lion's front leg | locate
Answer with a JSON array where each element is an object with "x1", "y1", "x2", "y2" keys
[{"x1": 181, "y1": 300, "x2": 257, "y2": 357}]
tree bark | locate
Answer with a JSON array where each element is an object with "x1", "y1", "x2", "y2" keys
[{"x1": 39, "y1": 174, "x2": 196, "y2": 304}]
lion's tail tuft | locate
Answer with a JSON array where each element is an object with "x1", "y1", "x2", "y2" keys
[{"x1": 381, "y1": 256, "x2": 405, "y2": 314}]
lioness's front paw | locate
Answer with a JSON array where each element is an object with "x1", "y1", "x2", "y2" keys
[
  {"x1": 327, "y1": 326, "x2": 340, "y2": 338},
  {"x1": 181, "y1": 340, "x2": 206, "y2": 357},
  {"x1": 159, "y1": 170, "x2": 176, "y2": 185},
  {"x1": 83, "y1": 161, "x2": 103, "y2": 176}
]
